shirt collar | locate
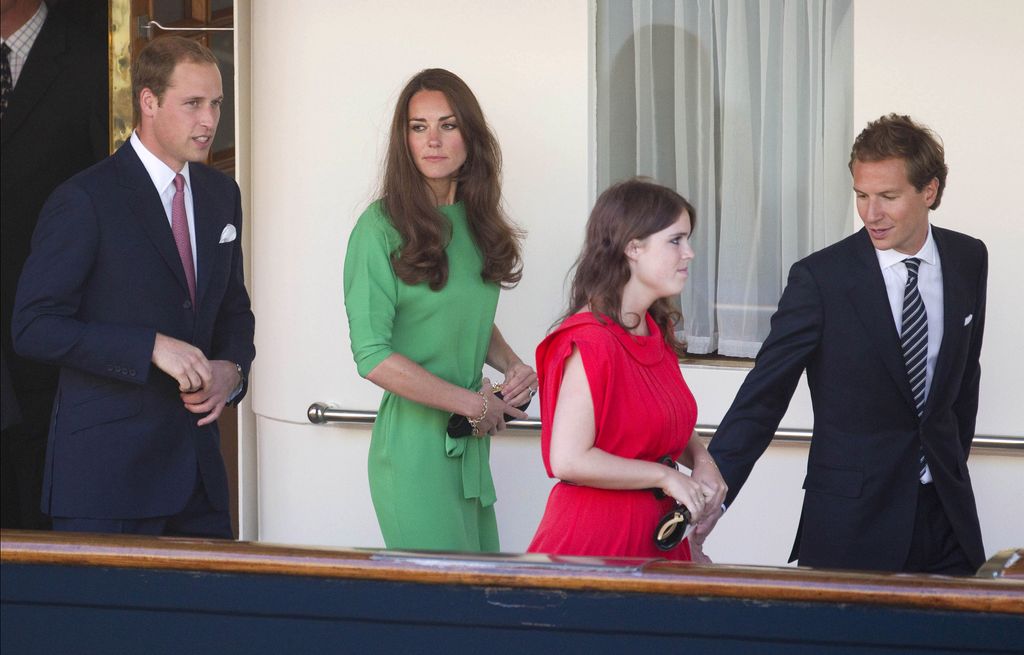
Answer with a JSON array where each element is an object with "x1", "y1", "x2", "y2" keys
[
  {"x1": 875, "y1": 224, "x2": 937, "y2": 271},
  {"x1": 3, "y1": 2, "x2": 47, "y2": 57},
  {"x1": 130, "y1": 130, "x2": 192, "y2": 196}
]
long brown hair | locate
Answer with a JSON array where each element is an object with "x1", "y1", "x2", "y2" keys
[
  {"x1": 564, "y1": 178, "x2": 695, "y2": 357},
  {"x1": 381, "y1": 68, "x2": 523, "y2": 290}
]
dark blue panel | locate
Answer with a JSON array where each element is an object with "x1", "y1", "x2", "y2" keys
[{"x1": 3, "y1": 564, "x2": 1022, "y2": 654}]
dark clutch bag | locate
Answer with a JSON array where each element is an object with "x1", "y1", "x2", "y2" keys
[
  {"x1": 447, "y1": 391, "x2": 530, "y2": 438},
  {"x1": 654, "y1": 504, "x2": 693, "y2": 551},
  {"x1": 650, "y1": 455, "x2": 693, "y2": 551}
]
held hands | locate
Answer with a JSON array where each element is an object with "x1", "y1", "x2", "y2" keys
[
  {"x1": 659, "y1": 467, "x2": 716, "y2": 525},
  {"x1": 690, "y1": 456, "x2": 728, "y2": 548},
  {"x1": 152, "y1": 333, "x2": 241, "y2": 426}
]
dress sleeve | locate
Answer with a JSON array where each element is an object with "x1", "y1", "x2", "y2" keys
[
  {"x1": 343, "y1": 204, "x2": 400, "y2": 378},
  {"x1": 536, "y1": 324, "x2": 613, "y2": 478}
]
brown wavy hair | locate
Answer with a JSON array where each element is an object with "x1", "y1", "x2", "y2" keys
[
  {"x1": 564, "y1": 178, "x2": 695, "y2": 357},
  {"x1": 849, "y1": 113, "x2": 948, "y2": 210},
  {"x1": 381, "y1": 69, "x2": 523, "y2": 290}
]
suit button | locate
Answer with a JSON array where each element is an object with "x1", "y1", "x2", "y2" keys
[
  {"x1": 183, "y1": 300, "x2": 192, "y2": 309},
  {"x1": 129, "y1": 369, "x2": 136, "y2": 376},
  {"x1": 106, "y1": 365, "x2": 114, "y2": 372}
]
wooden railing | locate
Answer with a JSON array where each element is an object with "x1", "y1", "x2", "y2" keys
[
  {"x1": 2, "y1": 530, "x2": 1021, "y2": 614},
  {"x1": 4, "y1": 530, "x2": 1022, "y2": 654}
]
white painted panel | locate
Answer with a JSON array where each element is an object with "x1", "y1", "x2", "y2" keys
[{"x1": 256, "y1": 417, "x2": 382, "y2": 547}]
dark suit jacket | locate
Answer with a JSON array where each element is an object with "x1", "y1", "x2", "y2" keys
[
  {"x1": 1, "y1": 8, "x2": 108, "y2": 436},
  {"x1": 12, "y1": 142, "x2": 255, "y2": 519},
  {"x1": 708, "y1": 226, "x2": 987, "y2": 572}
]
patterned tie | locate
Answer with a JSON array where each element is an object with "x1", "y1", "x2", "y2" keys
[
  {"x1": 172, "y1": 174, "x2": 197, "y2": 308},
  {"x1": 1, "y1": 43, "x2": 12, "y2": 119},
  {"x1": 901, "y1": 258, "x2": 930, "y2": 482}
]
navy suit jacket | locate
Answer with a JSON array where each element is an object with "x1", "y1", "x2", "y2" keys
[
  {"x1": 708, "y1": 226, "x2": 987, "y2": 572},
  {"x1": 12, "y1": 142, "x2": 255, "y2": 519},
  {"x1": 1, "y1": 8, "x2": 108, "y2": 436}
]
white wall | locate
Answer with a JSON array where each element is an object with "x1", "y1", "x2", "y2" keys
[{"x1": 244, "y1": 0, "x2": 1023, "y2": 563}]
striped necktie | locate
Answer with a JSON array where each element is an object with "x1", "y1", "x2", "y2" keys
[
  {"x1": 901, "y1": 258, "x2": 931, "y2": 483},
  {"x1": 1, "y1": 43, "x2": 12, "y2": 119}
]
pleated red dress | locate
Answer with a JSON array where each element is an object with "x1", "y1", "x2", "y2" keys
[{"x1": 527, "y1": 312, "x2": 698, "y2": 560}]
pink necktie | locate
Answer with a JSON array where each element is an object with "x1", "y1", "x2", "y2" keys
[{"x1": 172, "y1": 174, "x2": 197, "y2": 307}]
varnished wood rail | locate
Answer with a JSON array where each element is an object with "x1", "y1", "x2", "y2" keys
[{"x1": 3, "y1": 529, "x2": 1022, "y2": 615}]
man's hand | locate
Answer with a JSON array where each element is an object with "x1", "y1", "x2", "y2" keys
[
  {"x1": 180, "y1": 360, "x2": 241, "y2": 426},
  {"x1": 689, "y1": 537, "x2": 714, "y2": 564},
  {"x1": 689, "y1": 455, "x2": 727, "y2": 548},
  {"x1": 690, "y1": 456, "x2": 727, "y2": 516},
  {"x1": 152, "y1": 333, "x2": 212, "y2": 392},
  {"x1": 691, "y1": 503, "x2": 724, "y2": 548}
]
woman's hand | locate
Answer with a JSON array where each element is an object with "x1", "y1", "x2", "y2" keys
[
  {"x1": 500, "y1": 361, "x2": 537, "y2": 408},
  {"x1": 472, "y1": 378, "x2": 528, "y2": 436},
  {"x1": 660, "y1": 468, "x2": 715, "y2": 524}
]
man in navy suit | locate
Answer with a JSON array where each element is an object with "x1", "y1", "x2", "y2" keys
[
  {"x1": 703, "y1": 114, "x2": 986, "y2": 573},
  {"x1": 2, "y1": 0, "x2": 108, "y2": 530},
  {"x1": 12, "y1": 36, "x2": 255, "y2": 538}
]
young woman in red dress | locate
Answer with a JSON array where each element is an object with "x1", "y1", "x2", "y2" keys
[{"x1": 527, "y1": 178, "x2": 726, "y2": 562}]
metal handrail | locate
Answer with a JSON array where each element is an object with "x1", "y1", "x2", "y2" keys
[{"x1": 306, "y1": 403, "x2": 1023, "y2": 450}]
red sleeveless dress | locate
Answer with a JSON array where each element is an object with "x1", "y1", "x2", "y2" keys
[{"x1": 527, "y1": 312, "x2": 698, "y2": 560}]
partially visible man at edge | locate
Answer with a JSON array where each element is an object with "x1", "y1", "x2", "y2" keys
[{"x1": 1, "y1": 0, "x2": 108, "y2": 529}]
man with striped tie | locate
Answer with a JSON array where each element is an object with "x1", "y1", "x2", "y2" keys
[{"x1": 704, "y1": 114, "x2": 987, "y2": 574}]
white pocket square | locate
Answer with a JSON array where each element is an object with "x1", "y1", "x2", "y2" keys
[
  {"x1": 219, "y1": 224, "x2": 237, "y2": 244},
  {"x1": 964, "y1": 314, "x2": 973, "y2": 326}
]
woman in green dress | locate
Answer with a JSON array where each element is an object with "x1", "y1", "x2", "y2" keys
[{"x1": 344, "y1": 69, "x2": 536, "y2": 552}]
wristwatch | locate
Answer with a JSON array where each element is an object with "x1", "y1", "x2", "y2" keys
[{"x1": 228, "y1": 362, "x2": 246, "y2": 403}]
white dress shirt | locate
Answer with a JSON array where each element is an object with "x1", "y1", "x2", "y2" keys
[
  {"x1": 2, "y1": 1, "x2": 47, "y2": 87},
  {"x1": 129, "y1": 130, "x2": 199, "y2": 279},
  {"x1": 129, "y1": 132, "x2": 244, "y2": 400},
  {"x1": 875, "y1": 225, "x2": 944, "y2": 408}
]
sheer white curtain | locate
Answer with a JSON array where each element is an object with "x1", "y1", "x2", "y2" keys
[{"x1": 596, "y1": 0, "x2": 853, "y2": 356}]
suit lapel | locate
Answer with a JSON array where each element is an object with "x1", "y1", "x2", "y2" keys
[
  {"x1": 1, "y1": 15, "x2": 63, "y2": 145},
  {"x1": 845, "y1": 229, "x2": 919, "y2": 412},
  {"x1": 191, "y1": 167, "x2": 222, "y2": 312},
  {"x1": 926, "y1": 227, "x2": 969, "y2": 418},
  {"x1": 115, "y1": 144, "x2": 192, "y2": 300}
]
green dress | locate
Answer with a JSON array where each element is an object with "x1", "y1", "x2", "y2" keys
[{"x1": 343, "y1": 200, "x2": 500, "y2": 551}]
